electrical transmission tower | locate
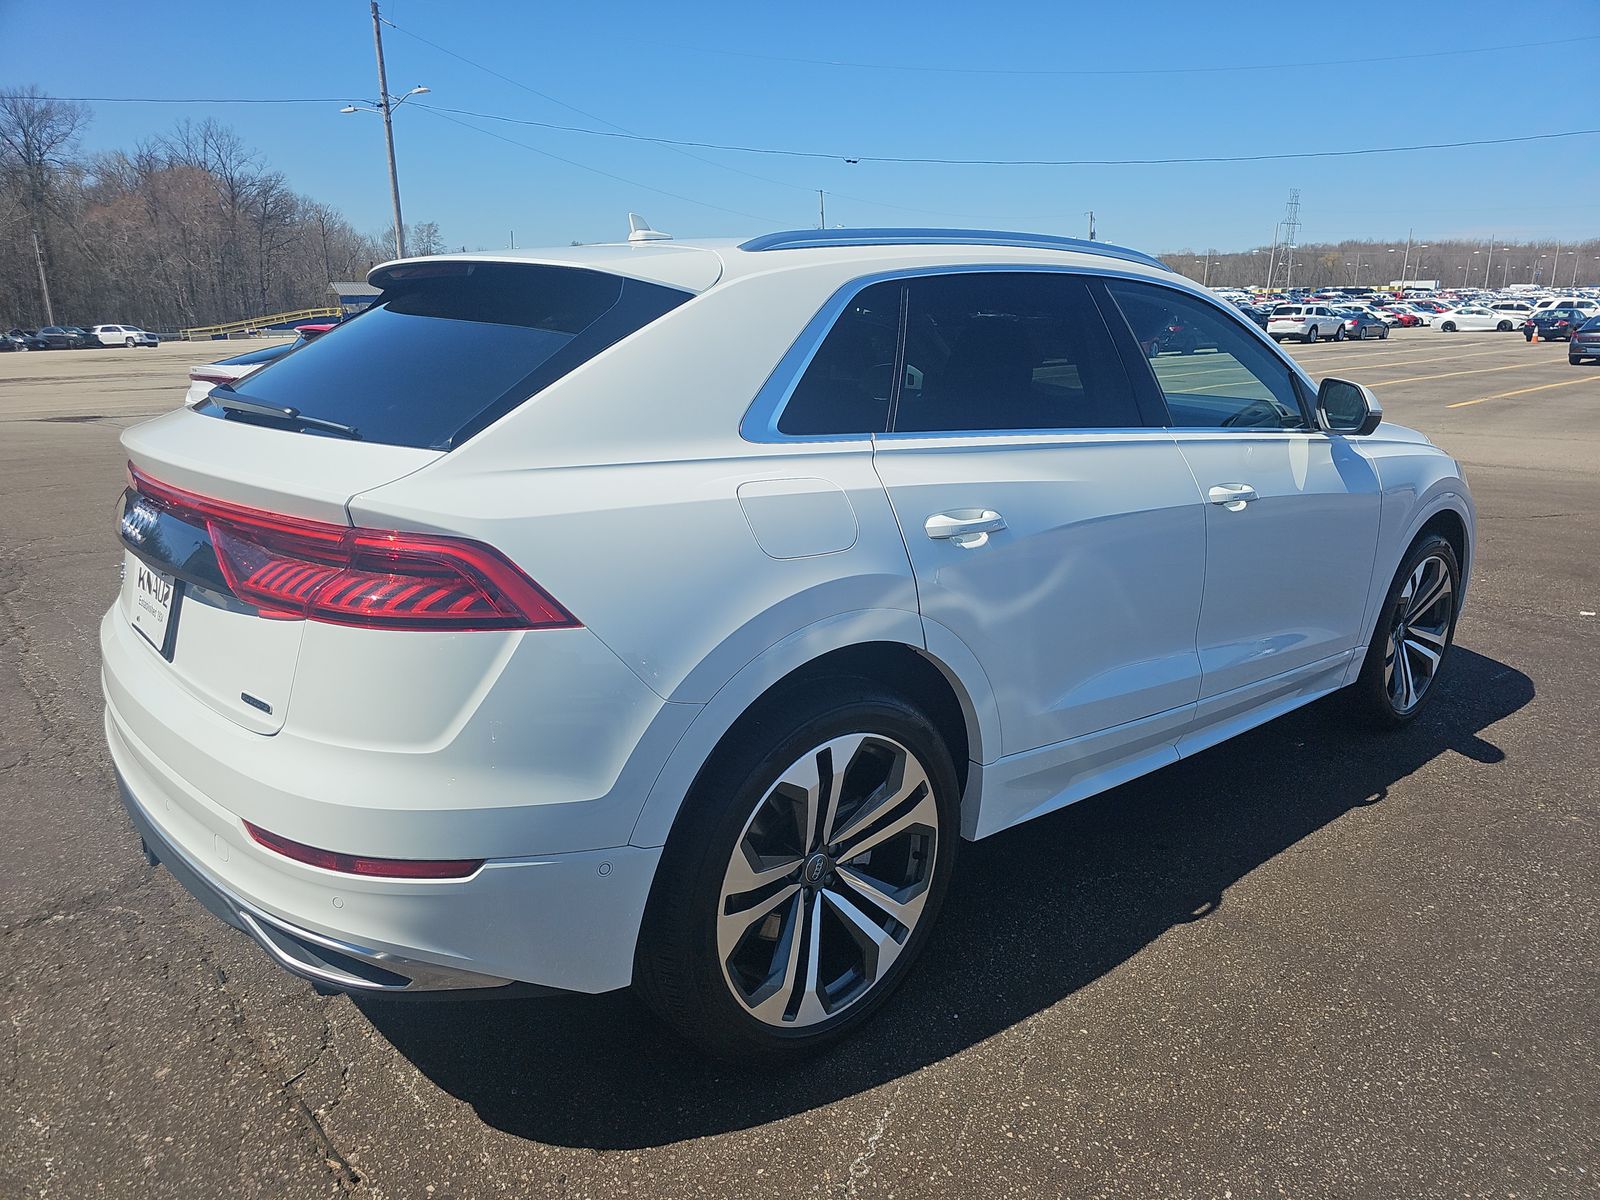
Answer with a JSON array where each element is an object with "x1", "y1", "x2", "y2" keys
[{"x1": 1271, "y1": 189, "x2": 1302, "y2": 291}]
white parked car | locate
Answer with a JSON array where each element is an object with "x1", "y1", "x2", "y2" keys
[
  {"x1": 103, "y1": 227, "x2": 1475, "y2": 1057},
  {"x1": 1267, "y1": 303, "x2": 1349, "y2": 342},
  {"x1": 92, "y1": 324, "x2": 160, "y2": 347},
  {"x1": 1435, "y1": 306, "x2": 1521, "y2": 333}
]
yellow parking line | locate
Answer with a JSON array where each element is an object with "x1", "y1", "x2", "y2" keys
[
  {"x1": 1322, "y1": 348, "x2": 1516, "y2": 372},
  {"x1": 1371, "y1": 363, "x2": 1535, "y2": 387},
  {"x1": 1446, "y1": 375, "x2": 1600, "y2": 408}
]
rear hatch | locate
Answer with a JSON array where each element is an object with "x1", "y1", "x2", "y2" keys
[{"x1": 116, "y1": 259, "x2": 691, "y2": 733}]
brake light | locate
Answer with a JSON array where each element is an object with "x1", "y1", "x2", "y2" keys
[
  {"x1": 244, "y1": 821, "x2": 483, "y2": 879},
  {"x1": 129, "y1": 465, "x2": 577, "y2": 631}
]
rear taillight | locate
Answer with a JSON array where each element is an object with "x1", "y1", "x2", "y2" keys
[
  {"x1": 244, "y1": 821, "x2": 483, "y2": 879},
  {"x1": 130, "y1": 465, "x2": 577, "y2": 631}
]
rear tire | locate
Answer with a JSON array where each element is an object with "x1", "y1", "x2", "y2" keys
[
  {"x1": 124, "y1": 338, "x2": 135, "y2": 347},
  {"x1": 1348, "y1": 534, "x2": 1460, "y2": 730},
  {"x1": 1305, "y1": 326, "x2": 1319, "y2": 344},
  {"x1": 635, "y1": 676, "x2": 960, "y2": 1061},
  {"x1": 1441, "y1": 321, "x2": 1456, "y2": 332}
]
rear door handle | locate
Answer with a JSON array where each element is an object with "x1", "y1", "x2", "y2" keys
[
  {"x1": 1207, "y1": 483, "x2": 1258, "y2": 510},
  {"x1": 925, "y1": 510, "x2": 1006, "y2": 546}
]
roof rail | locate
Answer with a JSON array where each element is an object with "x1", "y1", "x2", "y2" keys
[{"x1": 738, "y1": 228, "x2": 1170, "y2": 271}]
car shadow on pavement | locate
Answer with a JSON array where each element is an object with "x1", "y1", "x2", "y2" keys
[{"x1": 358, "y1": 645, "x2": 1530, "y2": 1150}]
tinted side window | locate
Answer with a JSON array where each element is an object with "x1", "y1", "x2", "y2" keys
[
  {"x1": 777, "y1": 281, "x2": 900, "y2": 436},
  {"x1": 892, "y1": 272, "x2": 1141, "y2": 433},
  {"x1": 1105, "y1": 280, "x2": 1309, "y2": 431}
]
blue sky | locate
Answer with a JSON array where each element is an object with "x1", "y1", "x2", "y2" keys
[{"x1": 4, "y1": 0, "x2": 1597, "y2": 252}]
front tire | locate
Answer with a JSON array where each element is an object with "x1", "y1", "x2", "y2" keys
[
  {"x1": 1497, "y1": 320, "x2": 1513, "y2": 332},
  {"x1": 1334, "y1": 325, "x2": 1346, "y2": 341},
  {"x1": 636, "y1": 677, "x2": 960, "y2": 1060},
  {"x1": 1349, "y1": 534, "x2": 1460, "y2": 730}
]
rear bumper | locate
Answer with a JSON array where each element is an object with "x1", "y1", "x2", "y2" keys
[
  {"x1": 107, "y1": 703, "x2": 663, "y2": 994},
  {"x1": 117, "y1": 768, "x2": 528, "y2": 995}
]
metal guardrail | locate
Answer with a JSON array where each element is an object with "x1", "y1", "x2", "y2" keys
[{"x1": 179, "y1": 306, "x2": 342, "y2": 340}]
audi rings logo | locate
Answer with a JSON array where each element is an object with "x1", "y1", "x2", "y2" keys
[{"x1": 120, "y1": 500, "x2": 159, "y2": 547}]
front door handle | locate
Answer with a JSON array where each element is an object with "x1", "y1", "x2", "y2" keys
[
  {"x1": 925, "y1": 510, "x2": 1006, "y2": 547},
  {"x1": 1207, "y1": 483, "x2": 1258, "y2": 511}
]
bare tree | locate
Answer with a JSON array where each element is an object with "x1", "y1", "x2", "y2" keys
[{"x1": 0, "y1": 86, "x2": 90, "y2": 322}]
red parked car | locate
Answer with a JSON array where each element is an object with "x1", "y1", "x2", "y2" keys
[{"x1": 1382, "y1": 308, "x2": 1423, "y2": 327}]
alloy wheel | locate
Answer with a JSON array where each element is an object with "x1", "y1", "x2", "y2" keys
[
  {"x1": 716, "y1": 733, "x2": 940, "y2": 1029},
  {"x1": 1385, "y1": 553, "x2": 1453, "y2": 714}
]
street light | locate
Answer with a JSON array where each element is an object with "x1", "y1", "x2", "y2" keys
[{"x1": 342, "y1": 84, "x2": 428, "y2": 259}]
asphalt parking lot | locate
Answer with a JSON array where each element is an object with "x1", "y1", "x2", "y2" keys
[{"x1": 1, "y1": 331, "x2": 1595, "y2": 1198}]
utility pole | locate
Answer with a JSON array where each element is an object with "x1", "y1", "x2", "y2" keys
[
  {"x1": 1266, "y1": 223, "x2": 1280, "y2": 291},
  {"x1": 1483, "y1": 238, "x2": 1494, "y2": 289},
  {"x1": 372, "y1": 1, "x2": 406, "y2": 259},
  {"x1": 1399, "y1": 228, "x2": 1413, "y2": 287},
  {"x1": 30, "y1": 229, "x2": 54, "y2": 325},
  {"x1": 817, "y1": 190, "x2": 826, "y2": 229},
  {"x1": 1084, "y1": 211, "x2": 1096, "y2": 241}
]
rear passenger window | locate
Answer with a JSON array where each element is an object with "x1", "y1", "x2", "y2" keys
[
  {"x1": 892, "y1": 272, "x2": 1141, "y2": 433},
  {"x1": 1105, "y1": 280, "x2": 1309, "y2": 431},
  {"x1": 777, "y1": 281, "x2": 900, "y2": 435}
]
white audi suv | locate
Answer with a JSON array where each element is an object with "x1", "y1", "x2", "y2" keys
[{"x1": 103, "y1": 227, "x2": 1474, "y2": 1058}]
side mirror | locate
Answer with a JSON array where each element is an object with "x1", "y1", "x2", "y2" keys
[{"x1": 1317, "y1": 377, "x2": 1383, "y2": 436}]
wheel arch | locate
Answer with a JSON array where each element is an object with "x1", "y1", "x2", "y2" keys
[{"x1": 628, "y1": 616, "x2": 997, "y2": 850}]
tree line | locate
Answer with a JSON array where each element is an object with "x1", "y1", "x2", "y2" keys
[
  {"x1": 0, "y1": 87, "x2": 442, "y2": 333},
  {"x1": 1162, "y1": 236, "x2": 1600, "y2": 292}
]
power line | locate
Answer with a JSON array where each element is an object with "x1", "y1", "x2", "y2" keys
[
  {"x1": 377, "y1": 18, "x2": 819, "y2": 197},
  {"x1": 414, "y1": 105, "x2": 781, "y2": 224},
  {"x1": 17, "y1": 92, "x2": 1600, "y2": 170},
  {"x1": 0, "y1": 94, "x2": 363, "y2": 105},
  {"x1": 648, "y1": 33, "x2": 1600, "y2": 77},
  {"x1": 415, "y1": 104, "x2": 1600, "y2": 168}
]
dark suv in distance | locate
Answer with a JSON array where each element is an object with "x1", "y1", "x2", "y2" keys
[{"x1": 36, "y1": 325, "x2": 93, "y2": 349}]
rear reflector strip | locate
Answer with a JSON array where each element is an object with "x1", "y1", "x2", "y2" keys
[
  {"x1": 129, "y1": 464, "x2": 578, "y2": 631},
  {"x1": 244, "y1": 821, "x2": 484, "y2": 880}
]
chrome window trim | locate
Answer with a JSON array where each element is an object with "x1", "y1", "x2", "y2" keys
[
  {"x1": 739, "y1": 262, "x2": 1322, "y2": 445},
  {"x1": 738, "y1": 228, "x2": 1169, "y2": 272}
]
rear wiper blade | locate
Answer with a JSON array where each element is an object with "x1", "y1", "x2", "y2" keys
[{"x1": 209, "y1": 391, "x2": 361, "y2": 440}]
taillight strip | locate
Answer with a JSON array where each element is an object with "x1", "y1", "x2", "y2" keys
[{"x1": 128, "y1": 464, "x2": 579, "y2": 632}]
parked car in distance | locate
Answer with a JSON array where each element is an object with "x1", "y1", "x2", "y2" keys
[
  {"x1": 1234, "y1": 302, "x2": 1271, "y2": 330},
  {"x1": 1334, "y1": 308, "x2": 1390, "y2": 340},
  {"x1": 92, "y1": 324, "x2": 160, "y2": 348},
  {"x1": 1568, "y1": 315, "x2": 1600, "y2": 364},
  {"x1": 5, "y1": 328, "x2": 47, "y2": 350},
  {"x1": 1531, "y1": 296, "x2": 1599, "y2": 317},
  {"x1": 1435, "y1": 306, "x2": 1519, "y2": 333},
  {"x1": 184, "y1": 323, "x2": 337, "y2": 406},
  {"x1": 1487, "y1": 301, "x2": 1534, "y2": 326},
  {"x1": 37, "y1": 325, "x2": 93, "y2": 349},
  {"x1": 1523, "y1": 308, "x2": 1587, "y2": 342},
  {"x1": 1378, "y1": 307, "x2": 1423, "y2": 328},
  {"x1": 105, "y1": 226, "x2": 1475, "y2": 1059},
  {"x1": 1268, "y1": 303, "x2": 1348, "y2": 342}
]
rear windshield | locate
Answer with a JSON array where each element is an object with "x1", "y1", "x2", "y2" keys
[{"x1": 197, "y1": 262, "x2": 690, "y2": 449}]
